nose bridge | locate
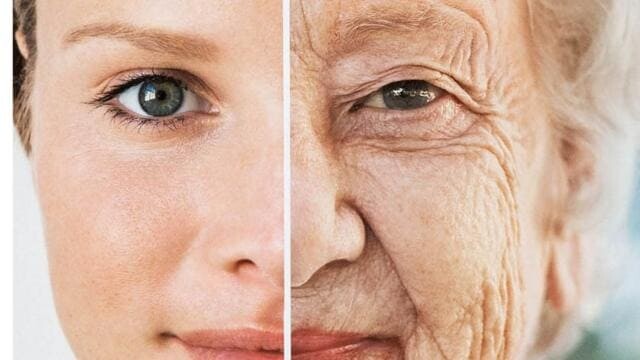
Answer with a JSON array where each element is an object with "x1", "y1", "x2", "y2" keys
[
  {"x1": 194, "y1": 122, "x2": 284, "y2": 289},
  {"x1": 291, "y1": 89, "x2": 366, "y2": 287},
  {"x1": 238, "y1": 169, "x2": 284, "y2": 287}
]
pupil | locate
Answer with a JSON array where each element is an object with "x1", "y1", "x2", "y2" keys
[
  {"x1": 382, "y1": 80, "x2": 433, "y2": 110},
  {"x1": 138, "y1": 78, "x2": 184, "y2": 117}
]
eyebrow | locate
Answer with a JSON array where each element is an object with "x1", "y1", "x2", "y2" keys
[{"x1": 63, "y1": 23, "x2": 216, "y2": 61}]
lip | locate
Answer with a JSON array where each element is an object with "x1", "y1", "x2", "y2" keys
[
  {"x1": 173, "y1": 329, "x2": 283, "y2": 360},
  {"x1": 292, "y1": 330, "x2": 399, "y2": 359},
  {"x1": 292, "y1": 330, "x2": 367, "y2": 355}
]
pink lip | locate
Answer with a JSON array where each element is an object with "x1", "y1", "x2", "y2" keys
[
  {"x1": 175, "y1": 329, "x2": 283, "y2": 360},
  {"x1": 291, "y1": 330, "x2": 369, "y2": 356},
  {"x1": 292, "y1": 330, "x2": 401, "y2": 359}
]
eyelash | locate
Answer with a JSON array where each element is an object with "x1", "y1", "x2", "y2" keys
[{"x1": 89, "y1": 70, "x2": 192, "y2": 131}]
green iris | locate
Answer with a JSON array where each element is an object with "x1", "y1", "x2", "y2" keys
[
  {"x1": 138, "y1": 78, "x2": 184, "y2": 117},
  {"x1": 382, "y1": 80, "x2": 435, "y2": 110}
]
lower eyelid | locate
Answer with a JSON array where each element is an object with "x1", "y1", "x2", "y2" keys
[
  {"x1": 105, "y1": 106, "x2": 215, "y2": 138},
  {"x1": 337, "y1": 94, "x2": 473, "y2": 141}
]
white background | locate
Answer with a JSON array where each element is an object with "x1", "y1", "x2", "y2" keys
[{"x1": 3, "y1": 0, "x2": 16, "y2": 358}]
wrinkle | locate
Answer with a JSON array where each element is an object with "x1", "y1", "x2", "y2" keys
[
  {"x1": 293, "y1": 0, "x2": 329, "y2": 66},
  {"x1": 479, "y1": 283, "x2": 489, "y2": 359},
  {"x1": 423, "y1": 323, "x2": 452, "y2": 360},
  {"x1": 472, "y1": 122, "x2": 523, "y2": 359},
  {"x1": 327, "y1": 1, "x2": 498, "y2": 107},
  {"x1": 292, "y1": 232, "x2": 415, "y2": 338}
]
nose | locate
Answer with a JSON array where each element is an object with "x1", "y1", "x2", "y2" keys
[
  {"x1": 191, "y1": 137, "x2": 284, "y2": 289},
  {"x1": 291, "y1": 103, "x2": 366, "y2": 287},
  {"x1": 200, "y1": 202, "x2": 284, "y2": 288}
]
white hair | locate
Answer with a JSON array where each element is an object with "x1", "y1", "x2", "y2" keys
[{"x1": 526, "y1": 0, "x2": 640, "y2": 357}]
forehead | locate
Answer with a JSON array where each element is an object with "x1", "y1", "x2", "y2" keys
[
  {"x1": 37, "y1": 0, "x2": 281, "y2": 53},
  {"x1": 292, "y1": 0, "x2": 501, "y2": 58}
]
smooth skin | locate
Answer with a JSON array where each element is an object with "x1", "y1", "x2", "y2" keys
[
  {"x1": 291, "y1": 0, "x2": 586, "y2": 359},
  {"x1": 23, "y1": 0, "x2": 283, "y2": 358}
]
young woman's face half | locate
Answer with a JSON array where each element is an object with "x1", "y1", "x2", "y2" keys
[{"x1": 30, "y1": 1, "x2": 283, "y2": 358}]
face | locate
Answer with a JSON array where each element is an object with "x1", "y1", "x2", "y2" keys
[
  {"x1": 30, "y1": 0, "x2": 283, "y2": 358},
  {"x1": 291, "y1": 0, "x2": 564, "y2": 358}
]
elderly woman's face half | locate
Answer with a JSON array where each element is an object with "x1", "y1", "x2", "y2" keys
[
  {"x1": 30, "y1": 0, "x2": 282, "y2": 358},
  {"x1": 291, "y1": 0, "x2": 581, "y2": 358}
]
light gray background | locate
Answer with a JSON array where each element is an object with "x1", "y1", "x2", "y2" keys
[{"x1": 13, "y1": 134, "x2": 640, "y2": 359}]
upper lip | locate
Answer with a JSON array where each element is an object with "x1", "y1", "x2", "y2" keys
[
  {"x1": 174, "y1": 328, "x2": 283, "y2": 353},
  {"x1": 291, "y1": 330, "x2": 369, "y2": 355}
]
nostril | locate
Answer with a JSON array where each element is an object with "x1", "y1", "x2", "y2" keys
[{"x1": 233, "y1": 258, "x2": 257, "y2": 274}]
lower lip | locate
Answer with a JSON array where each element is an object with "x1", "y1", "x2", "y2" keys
[
  {"x1": 185, "y1": 347, "x2": 283, "y2": 360},
  {"x1": 292, "y1": 333, "x2": 399, "y2": 359},
  {"x1": 169, "y1": 331, "x2": 283, "y2": 360}
]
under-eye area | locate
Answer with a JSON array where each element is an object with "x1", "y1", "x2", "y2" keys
[{"x1": 88, "y1": 68, "x2": 218, "y2": 134}]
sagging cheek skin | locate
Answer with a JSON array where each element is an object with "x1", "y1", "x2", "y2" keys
[{"x1": 338, "y1": 117, "x2": 525, "y2": 358}]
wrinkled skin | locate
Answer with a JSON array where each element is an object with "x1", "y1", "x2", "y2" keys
[
  {"x1": 28, "y1": 0, "x2": 282, "y2": 358},
  {"x1": 291, "y1": 0, "x2": 580, "y2": 359}
]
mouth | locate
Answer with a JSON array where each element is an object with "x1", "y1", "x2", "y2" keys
[
  {"x1": 291, "y1": 330, "x2": 401, "y2": 359},
  {"x1": 168, "y1": 329, "x2": 283, "y2": 360}
]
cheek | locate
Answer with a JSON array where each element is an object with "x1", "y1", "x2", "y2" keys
[
  {"x1": 348, "y1": 150, "x2": 516, "y2": 306},
  {"x1": 342, "y1": 141, "x2": 535, "y2": 356},
  {"x1": 29, "y1": 67, "x2": 204, "y2": 312},
  {"x1": 33, "y1": 146, "x2": 200, "y2": 328}
]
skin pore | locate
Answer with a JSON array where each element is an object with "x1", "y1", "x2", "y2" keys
[
  {"x1": 291, "y1": 0, "x2": 582, "y2": 359},
  {"x1": 26, "y1": 0, "x2": 283, "y2": 358}
]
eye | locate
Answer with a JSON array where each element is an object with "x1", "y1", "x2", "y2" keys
[
  {"x1": 358, "y1": 80, "x2": 442, "y2": 110},
  {"x1": 117, "y1": 76, "x2": 210, "y2": 117}
]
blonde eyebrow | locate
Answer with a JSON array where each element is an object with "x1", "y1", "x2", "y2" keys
[{"x1": 63, "y1": 22, "x2": 216, "y2": 61}]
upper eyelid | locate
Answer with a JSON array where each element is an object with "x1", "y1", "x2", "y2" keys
[
  {"x1": 94, "y1": 75, "x2": 177, "y2": 104},
  {"x1": 92, "y1": 69, "x2": 214, "y2": 104},
  {"x1": 331, "y1": 70, "x2": 446, "y2": 113}
]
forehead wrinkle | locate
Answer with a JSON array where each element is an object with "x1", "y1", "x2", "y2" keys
[
  {"x1": 332, "y1": 1, "x2": 495, "y2": 58},
  {"x1": 337, "y1": 2, "x2": 435, "y2": 50},
  {"x1": 62, "y1": 22, "x2": 216, "y2": 62},
  {"x1": 292, "y1": 2, "x2": 324, "y2": 66}
]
